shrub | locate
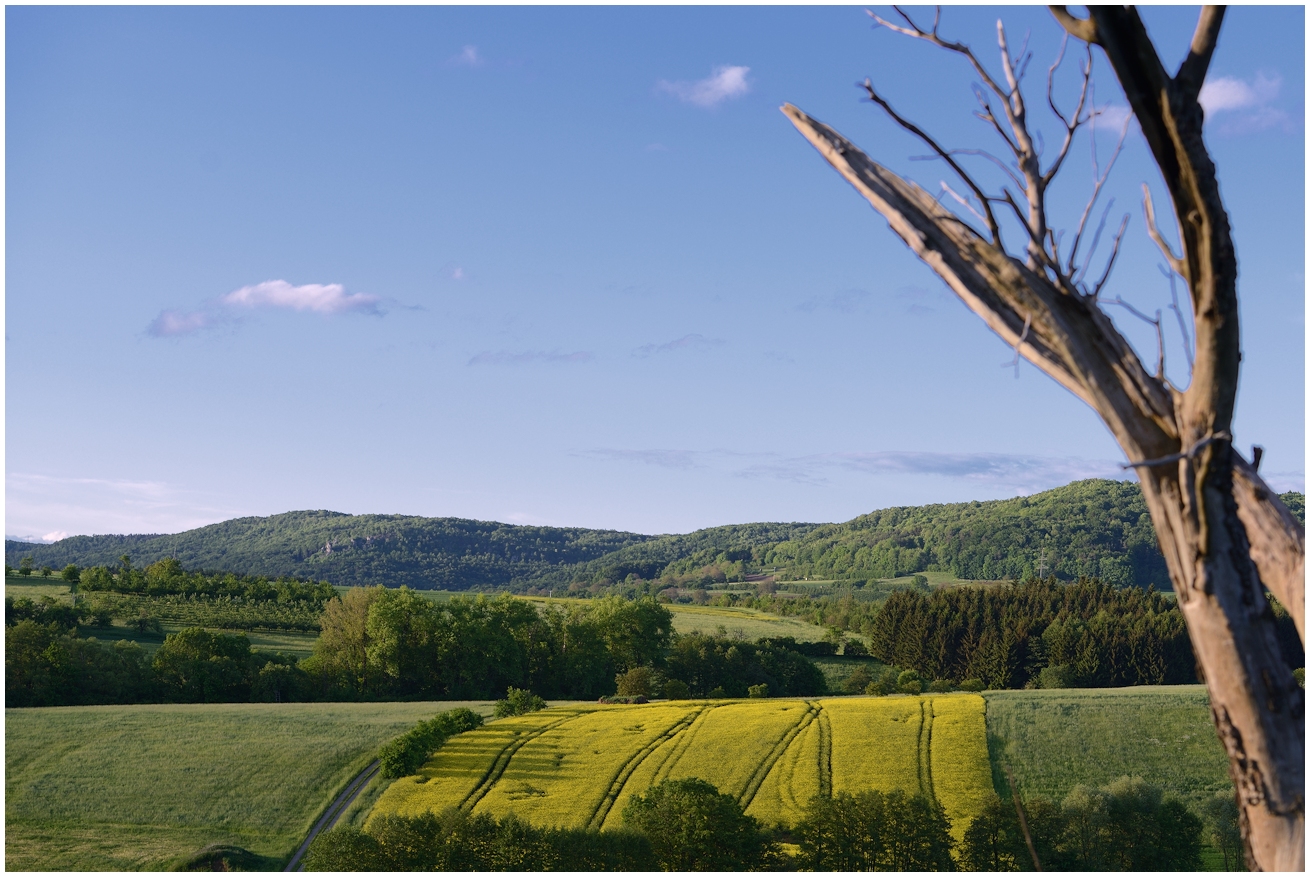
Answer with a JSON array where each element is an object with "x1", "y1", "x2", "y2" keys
[
  {"x1": 747, "y1": 683, "x2": 769, "y2": 698},
  {"x1": 842, "y1": 665, "x2": 874, "y2": 694},
  {"x1": 493, "y1": 686, "x2": 547, "y2": 719},
  {"x1": 843, "y1": 639, "x2": 869, "y2": 657},
  {"x1": 958, "y1": 678, "x2": 985, "y2": 692},
  {"x1": 1039, "y1": 664, "x2": 1077, "y2": 689},
  {"x1": 378, "y1": 707, "x2": 484, "y2": 778},
  {"x1": 927, "y1": 678, "x2": 954, "y2": 693},
  {"x1": 615, "y1": 666, "x2": 655, "y2": 698},
  {"x1": 897, "y1": 669, "x2": 922, "y2": 695},
  {"x1": 661, "y1": 679, "x2": 690, "y2": 700}
]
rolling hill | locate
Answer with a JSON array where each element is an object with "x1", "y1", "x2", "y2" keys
[{"x1": 7, "y1": 480, "x2": 1303, "y2": 591}]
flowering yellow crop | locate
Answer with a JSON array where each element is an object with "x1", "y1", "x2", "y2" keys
[{"x1": 370, "y1": 693, "x2": 994, "y2": 840}]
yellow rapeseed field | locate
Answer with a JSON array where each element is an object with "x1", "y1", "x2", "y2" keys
[{"x1": 369, "y1": 694, "x2": 995, "y2": 838}]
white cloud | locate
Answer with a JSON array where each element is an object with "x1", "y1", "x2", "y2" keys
[
  {"x1": 1090, "y1": 103, "x2": 1133, "y2": 133},
  {"x1": 634, "y1": 333, "x2": 725, "y2": 357},
  {"x1": 220, "y1": 280, "x2": 381, "y2": 315},
  {"x1": 657, "y1": 65, "x2": 751, "y2": 108},
  {"x1": 147, "y1": 309, "x2": 221, "y2": 338},
  {"x1": 451, "y1": 267, "x2": 467, "y2": 281},
  {"x1": 1200, "y1": 72, "x2": 1280, "y2": 114},
  {"x1": 148, "y1": 279, "x2": 381, "y2": 338},
  {"x1": 467, "y1": 350, "x2": 593, "y2": 366},
  {"x1": 449, "y1": 45, "x2": 483, "y2": 67}
]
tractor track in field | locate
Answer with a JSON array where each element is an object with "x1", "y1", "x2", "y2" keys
[
  {"x1": 283, "y1": 759, "x2": 380, "y2": 872},
  {"x1": 650, "y1": 704, "x2": 720, "y2": 785},
  {"x1": 916, "y1": 698, "x2": 938, "y2": 804},
  {"x1": 586, "y1": 708, "x2": 706, "y2": 830},
  {"x1": 459, "y1": 712, "x2": 582, "y2": 812},
  {"x1": 817, "y1": 708, "x2": 833, "y2": 797},
  {"x1": 737, "y1": 702, "x2": 820, "y2": 810}
]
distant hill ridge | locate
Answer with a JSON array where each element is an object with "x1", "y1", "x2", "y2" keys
[{"x1": 7, "y1": 480, "x2": 1304, "y2": 591}]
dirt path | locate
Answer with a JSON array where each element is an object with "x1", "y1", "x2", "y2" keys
[{"x1": 283, "y1": 759, "x2": 381, "y2": 872}]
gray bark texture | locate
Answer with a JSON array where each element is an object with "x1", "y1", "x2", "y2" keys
[{"x1": 783, "y1": 5, "x2": 1303, "y2": 869}]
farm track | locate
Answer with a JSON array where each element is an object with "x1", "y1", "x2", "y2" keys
[
  {"x1": 817, "y1": 708, "x2": 833, "y2": 797},
  {"x1": 284, "y1": 759, "x2": 380, "y2": 872},
  {"x1": 460, "y1": 713, "x2": 582, "y2": 811},
  {"x1": 587, "y1": 708, "x2": 706, "y2": 830},
  {"x1": 738, "y1": 703, "x2": 819, "y2": 809},
  {"x1": 650, "y1": 704, "x2": 720, "y2": 785},
  {"x1": 918, "y1": 699, "x2": 937, "y2": 803}
]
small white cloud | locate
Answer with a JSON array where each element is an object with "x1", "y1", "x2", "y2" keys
[
  {"x1": 467, "y1": 350, "x2": 593, "y2": 366},
  {"x1": 1090, "y1": 103, "x2": 1133, "y2": 133},
  {"x1": 220, "y1": 280, "x2": 381, "y2": 315},
  {"x1": 148, "y1": 309, "x2": 221, "y2": 338},
  {"x1": 449, "y1": 45, "x2": 483, "y2": 67},
  {"x1": 657, "y1": 65, "x2": 751, "y2": 108},
  {"x1": 451, "y1": 267, "x2": 467, "y2": 281},
  {"x1": 42, "y1": 531, "x2": 69, "y2": 543},
  {"x1": 148, "y1": 280, "x2": 382, "y2": 338},
  {"x1": 1200, "y1": 72, "x2": 1280, "y2": 114},
  {"x1": 634, "y1": 333, "x2": 725, "y2": 357}
]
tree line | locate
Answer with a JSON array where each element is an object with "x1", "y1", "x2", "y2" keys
[
  {"x1": 303, "y1": 771, "x2": 1209, "y2": 871},
  {"x1": 865, "y1": 577, "x2": 1302, "y2": 690}
]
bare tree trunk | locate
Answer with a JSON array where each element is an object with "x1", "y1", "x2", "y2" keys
[{"x1": 781, "y1": 6, "x2": 1303, "y2": 867}]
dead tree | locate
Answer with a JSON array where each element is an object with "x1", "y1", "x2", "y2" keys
[{"x1": 782, "y1": 6, "x2": 1303, "y2": 868}]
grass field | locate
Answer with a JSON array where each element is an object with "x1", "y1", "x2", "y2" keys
[
  {"x1": 4, "y1": 700, "x2": 495, "y2": 871},
  {"x1": 983, "y1": 686, "x2": 1231, "y2": 811},
  {"x1": 6, "y1": 576, "x2": 74, "y2": 601},
  {"x1": 370, "y1": 694, "x2": 994, "y2": 840}
]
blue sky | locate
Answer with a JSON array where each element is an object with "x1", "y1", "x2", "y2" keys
[{"x1": 6, "y1": 5, "x2": 1304, "y2": 541}]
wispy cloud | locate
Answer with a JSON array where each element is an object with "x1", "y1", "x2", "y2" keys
[
  {"x1": 634, "y1": 333, "x2": 725, "y2": 357},
  {"x1": 580, "y1": 448, "x2": 700, "y2": 470},
  {"x1": 797, "y1": 289, "x2": 872, "y2": 314},
  {"x1": 448, "y1": 45, "x2": 483, "y2": 67},
  {"x1": 467, "y1": 350, "x2": 593, "y2": 366},
  {"x1": 5, "y1": 472, "x2": 248, "y2": 538},
  {"x1": 1199, "y1": 72, "x2": 1292, "y2": 134},
  {"x1": 657, "y1": 65, "x2": 751, "y2": 108},
  {"x1": 148, "y1": 280, "x2": 382, "y2": 338},
  {"x1": 736, "y1": 451, "x2": 1125, "y2": 491}
]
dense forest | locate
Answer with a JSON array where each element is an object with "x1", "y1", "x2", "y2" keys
[{"x1": 8, "y1": 480, "x2": 1304, "y2": 592}]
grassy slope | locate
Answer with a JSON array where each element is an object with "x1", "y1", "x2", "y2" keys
[
  {"x1": 982, "y1": 686, "x2": 1230, "y2": 811},
  {"x1": 4, "y1": 701, "x2": 494, "y2": 871}
]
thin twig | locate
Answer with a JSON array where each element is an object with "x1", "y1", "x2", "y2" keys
[
  {"x1": 1068, "y1": 112, "x2": 1130, "y2": 278},
  {"x1": 1159, "y1": 263, "x2": 1195, "y2": 371},
  {"x1": 1003, "y1": 313, "x2": 1033, "y2": 378},
  {"x1": 1090, "y1": 214, "x2": 1130, "y2": 299},
  {"x1": 861, "y1": 78, "x2": 1001, "y2": 242},
  {"x1": 1142, "y1": 185, "x2": 1186, "y2": 277}
]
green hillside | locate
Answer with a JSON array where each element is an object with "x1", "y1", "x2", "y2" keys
[
  {"x1": 8, "y1": 482, "x2": 1303, "y2": 592},
  {"x1": 3, "y1": 511, "x2": 651, "y2": 590},
  {"x1": 758, "y1": 482, "x2": 1303, "y2": 589}
]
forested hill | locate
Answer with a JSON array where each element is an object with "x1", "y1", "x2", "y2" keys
[
  {"x1": 7, "y1": 481, "x2": 1304, "y2": 591},
  {"x1": 753, "y1": 481, "x2": 1305, "y2": 589},
  {"x1": 3, "y1": 511, "x2": 652, "y2": 590}
]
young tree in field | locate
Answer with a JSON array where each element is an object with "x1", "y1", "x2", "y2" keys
[{"x1": 784, "y1": 7, "x2": 1302, "y2": 866}]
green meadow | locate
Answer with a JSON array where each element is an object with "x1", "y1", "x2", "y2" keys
[
  {"x1": 4, "y1": 701, "x2": 495, "y2": 871},
  {"x1": 983, "y1": 686, "x2": 1230, "y2": 811}
]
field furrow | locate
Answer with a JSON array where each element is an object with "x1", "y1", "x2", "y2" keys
[
  {"x1": 587, "y1": 710, "x2": 705, "y2": 830},
  {"x1": 817, "y1": 707, "x2": 833, "y2": 797},
  {"x1": 461, "y1": 711, "x2": 585, "y2": 811},
  {"x1": 739, "y1": 703, "x2": 819, "y2": 811}
]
